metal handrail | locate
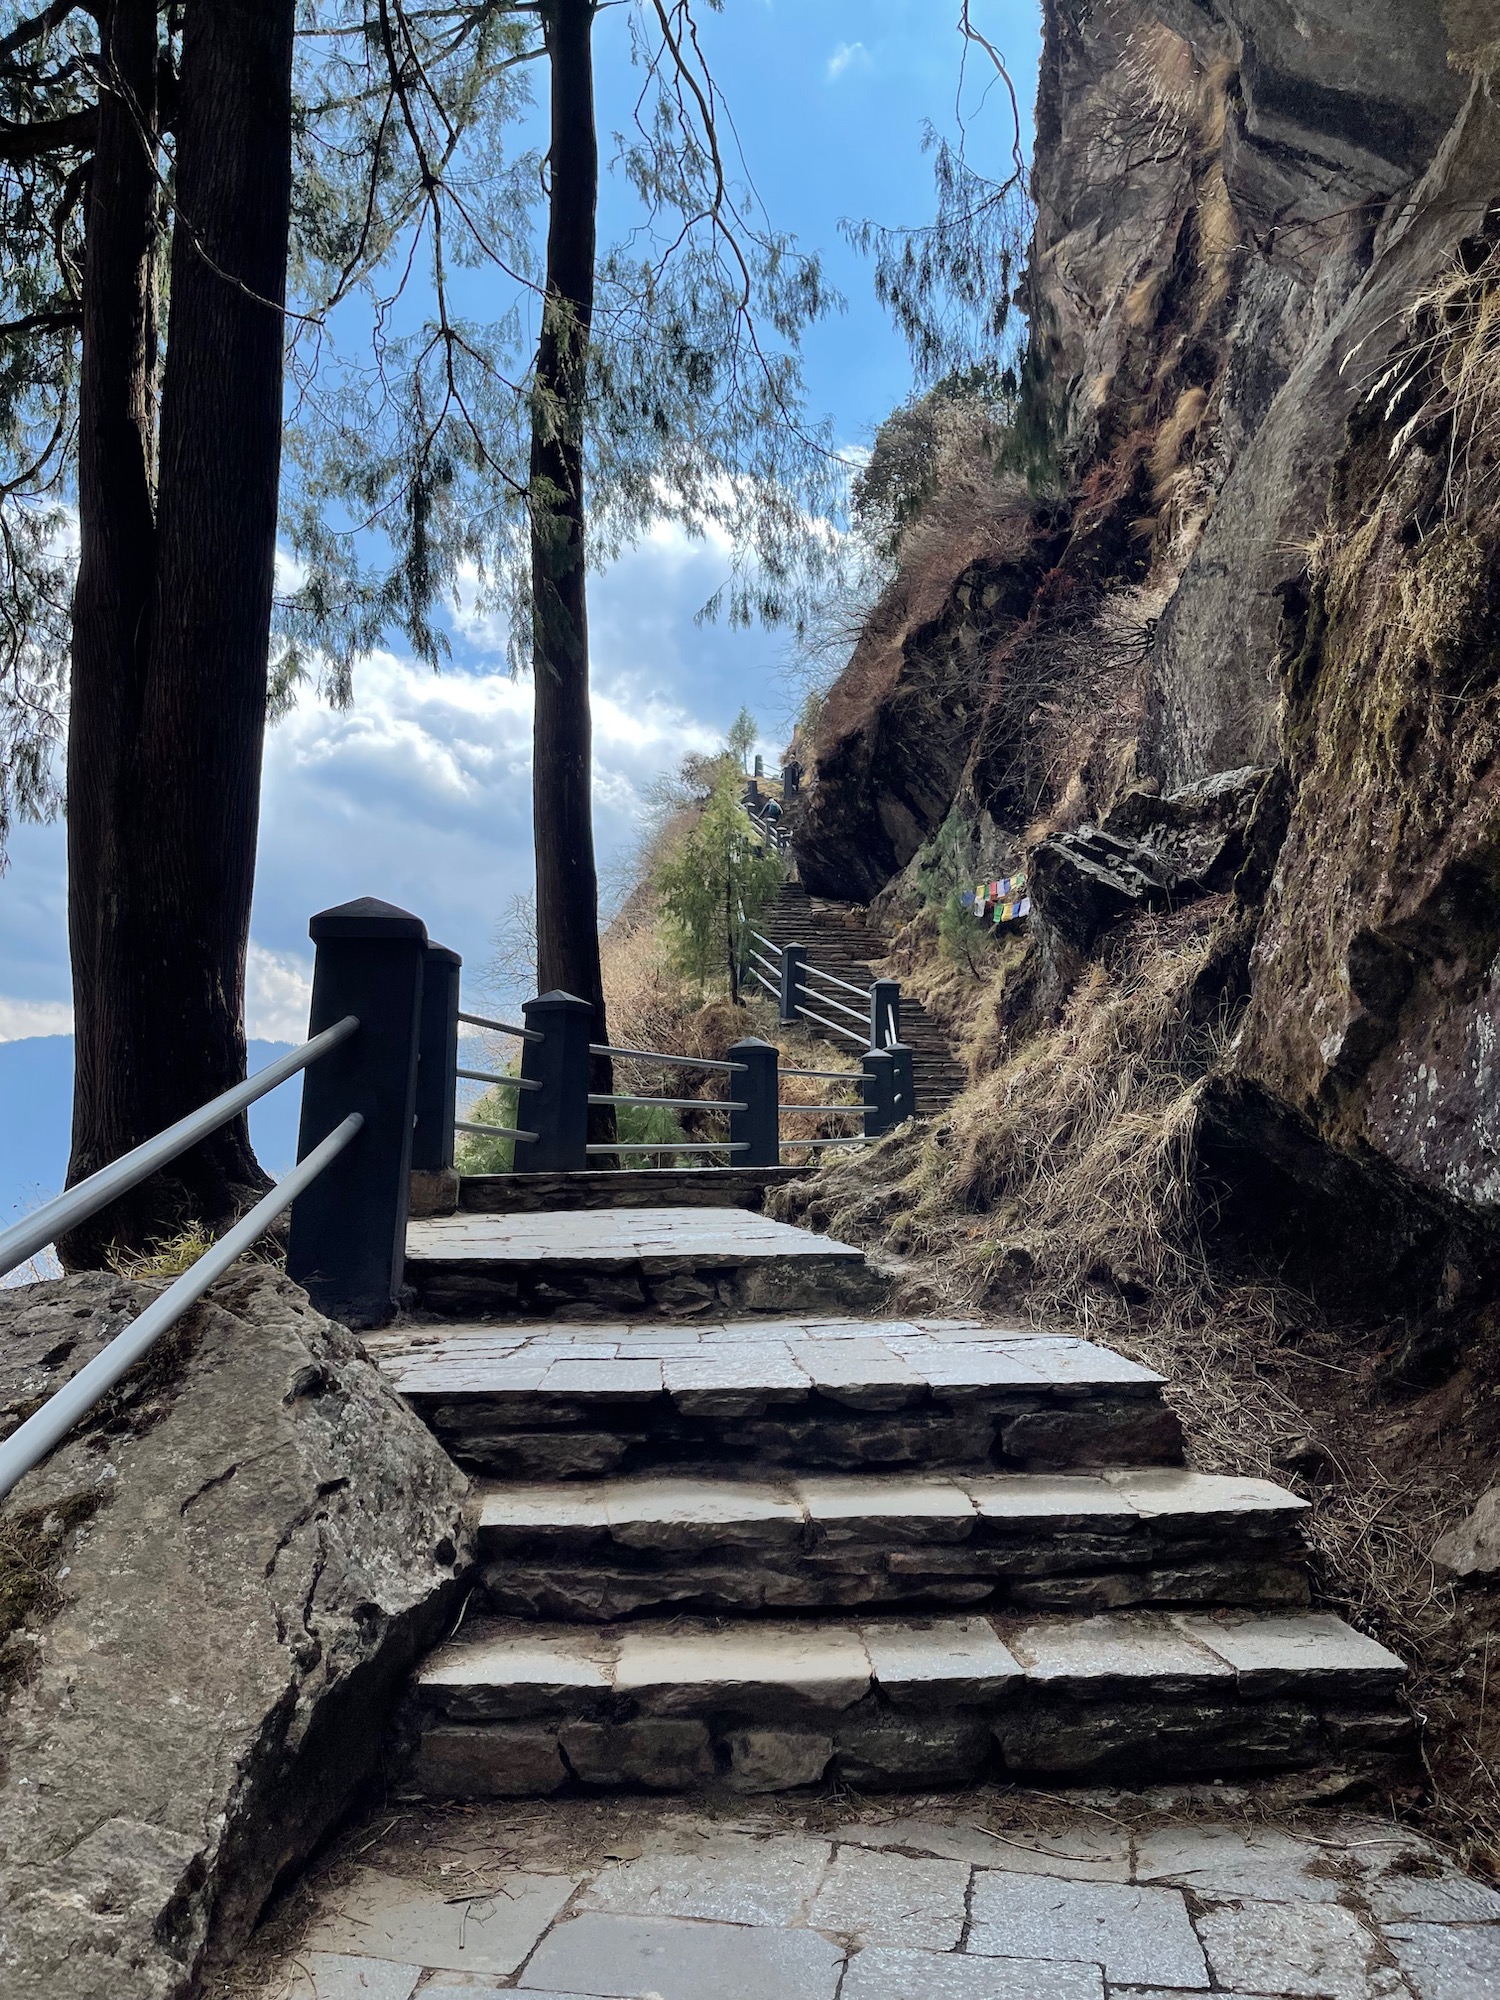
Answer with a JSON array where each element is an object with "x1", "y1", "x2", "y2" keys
[
  {"x1": 782, "y1": 1067, "x2": 858, "y2": 1081},
  {"x1": 748, "y1": 967, "x2": 779, "y2": 998},
  {"x1": 590, "y1": 1043, "x2": 749, "y2": 1075},
  {"x1": 801, "y1": 961, "x2": 872, "y2": 1002},
  {"x1": 456, "y1": 1119, "x2": 539, "y2": 1144},
  {"x1": 747, "y1": 928, "x2": 782, "y2": 957},
  {"x1": 747, "y1": 948, "x2": 780, "y2": 976},
  {"x1": 796, "y1": 1002, "x2": 867, "y2": 1046},
  {"x1": 589, "y1": 1095, "x2": 747, "y2": 1113},
  {"x1": 796, "y1": 980, "x2": 867, "y2": 1027},
  {"x1": 781, "y1": 1104, "x2": 864, "y2": 1116},
  {"x1": 0, "y1": 1014, "x2": 360, "y2": 1279},
  {"x1": 0, "y1": 1113, "x2": 364, "y2": 1501},
  {"x1": 586, "y1": 1141, "x2": 750, "y2": 1155},
  {"x1": 459, "y1": 1009, "x2": 542, "y2": 1044},
  {"x1": 457, "y1": 1068, "x2": 542, "y2": 1091}
]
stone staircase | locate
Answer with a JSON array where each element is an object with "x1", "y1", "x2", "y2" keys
[
  {"x1": 378, "y1": 1192, "x2": 1408, "y2": 1800},
  {"x1": 756, "y1": 881, "x2": 967, "y2": 1114}
]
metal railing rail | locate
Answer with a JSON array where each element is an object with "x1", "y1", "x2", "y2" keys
[
  {"x1": 458, "y1": 1068, "x2": 542, "y2": 1092},
  {"x1": 795, "y1": 1000, "x2": 866, "y2": 1045},
  {"x1": 783, "y1": 1103, "x2": 864, "y2": 1115},
  {"x1": 590, "y1": 1042, "x2": 749, "y2": 1075},
  {"x1": 0, "y1": 1114, "x2": 363, "y2": 1501},
  {"x1": 801, "y1": 961, "x2": 872, "y2": 1002},
  {"x1": 780, "y1": 1136, "x2": 868, "y2": 1149},
  {"x1": 747, "y1": 929, "x2": 782, "y2": 957},
  {"x1": 459, "y1": 1009, "x2": 542, "y2": 1043},
  {"x1": 796, "y1": 980, "x2": 868, "y2": 1028},
  {"x1": 456, "y1": 1119, "x2": 539, "y2": 1144},
  {"x1": 748, "y1": 967, "x2": 780, "y2": 999},
  {"x1": 0, "y1": 1014, "x2": 360, "y2": 1280},
  {"x1": 782, "y1": 1066, "x2": 858, "y2": 1081}
]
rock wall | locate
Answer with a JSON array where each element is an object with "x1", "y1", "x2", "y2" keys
[
  {"x1": 0, "y1": 1270, "x2": 471, "y2": 2000},
  {"x1": 796, "y1": 0, "x2": 1500, "y2": 1221}
]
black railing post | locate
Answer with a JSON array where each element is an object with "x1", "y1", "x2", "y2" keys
[
  {"x1": 888, "y1": 1042, "x2": 916, "y2": 1124},
  {"x1": 516, "y1": 991, "x2": 591, "y2": 1173},
  {"x1": 412, "y1": 942, "x2": 461, "y2": 1174},
  {"x1": 730, "y1": 1038, "x2": 780, "y2": 1169},
  {"x1": 780, "y1": 944, "x2": 807, "y2": 1026},
  {"x1": 870, "y1": 977, "x2": 901, "y2": 1051},
  {"x1": 288, "y1": 897, "x2": 427, "y2": 1327},
  {"x1": 862, "y1": 1048, "x2": 895, "y2": 1138}
]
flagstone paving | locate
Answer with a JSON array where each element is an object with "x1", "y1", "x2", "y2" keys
[{"x1": 232, "y1": 1790, "x2": 1499, "y2": 2000}]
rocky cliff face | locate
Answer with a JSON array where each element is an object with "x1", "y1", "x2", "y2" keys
[{"x1": 796, "y1": 0, "x2": 1500, "y2": 1229}]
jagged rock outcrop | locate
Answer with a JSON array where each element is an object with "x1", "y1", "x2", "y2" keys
[
  {"x1": 796, "y1": 0, "x2": 1500, "y2": 1227},
  {"x1": 0, "y1": 1270, "x2": 471, "y2": 2000},
  {"x1": 1029, "y1": 767, "x2": 1271, "y2": 950}
]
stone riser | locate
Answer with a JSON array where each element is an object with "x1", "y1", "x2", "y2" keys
[
  {"x1": 406, "y1": 1255, "x2": 890, "y2": 1321},
  {"x1": 408, "y1": 1693, "x2": 1410, "y2": 1800},
  {"x1": 414, "y1": 1388, "x2": 1185, "y2": 1480},
  {"x1": 478, "y1": 1545, "x2": 1309, "y2": 1622},
  {"x1": 458, "y1": 1170, "x2": 812, "y2": 1214}
]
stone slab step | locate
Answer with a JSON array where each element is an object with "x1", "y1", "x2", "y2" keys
[
  {"x1": 457, "y1": 1169, "x2": 813, "y2": 1215},
  {"x1": 471, "y1": 1467, "x2": 1311, "y2": 1621},
  {"x1": 403, "y1": 1608, "x2": 1409, "y2": 1798},
  {"x1": 381, "y1": 1318, "x2": 1184, "y2": 1479},
  {"x1": 404, "y1": 1207, "x2": 889, "y2": 1319}
]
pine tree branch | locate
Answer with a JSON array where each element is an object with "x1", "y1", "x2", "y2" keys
[
  {"x1": 0, "y1": 305, "x2": 82, "y2": 337},
  {"x1": 0, "y1": 0, "x2": 90, "y2": 63}
]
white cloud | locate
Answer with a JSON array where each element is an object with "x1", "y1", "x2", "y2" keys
[
  {"x1": 246, "y1": 943, "x2": 315, "y2": 1045},
  {"x1": 0, "y1": 996, "x2": 72, "y2": 1041},
  {"x1": 827, "y1": 40, "x2": 872, "y2": 80}
]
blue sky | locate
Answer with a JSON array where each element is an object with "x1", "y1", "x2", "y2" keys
[{"x1": 0, "y1": 1, "x2": 1042, "y2": 1057}]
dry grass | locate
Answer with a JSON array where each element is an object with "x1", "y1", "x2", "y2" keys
[
  {"x1": 1384, "y1": 234, "x2": 1500, "y2": 517},
  {"x1": 107, "y1": 1225, "x2": 218, "y2": 1281}
]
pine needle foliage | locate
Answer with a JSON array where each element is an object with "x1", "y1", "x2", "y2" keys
[{"x1": 654, "y1": 751, "x2": 782, "y2": 997}]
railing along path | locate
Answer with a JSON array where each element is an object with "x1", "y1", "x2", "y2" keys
[{"x1": 0, "y1": 898, "x2": 920, "y2": 1498}]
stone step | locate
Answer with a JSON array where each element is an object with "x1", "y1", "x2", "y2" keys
[
  {"x1": 402, "y1": 1607, "x2": 1409, "y2": 1798},
  {"x1": 404, "y1": 1206, "x2": 889, "y2": 1320},
  {"x1": 378, "y1": 1317, "x2": 1184, "y2": 1480},
  {"x1": 471, "y1": 1467, "x2": 1311, "y2": 1622}
]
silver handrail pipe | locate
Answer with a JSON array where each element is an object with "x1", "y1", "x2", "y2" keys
[
  {"x1": 0, "y1": 1114, "x2": 363, "y2": 1501},
  {"x1": 0, "y1": 1014, "x2": 360, "y2": 1280}
]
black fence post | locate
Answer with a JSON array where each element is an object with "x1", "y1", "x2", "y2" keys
[
  {"x1": 730, "y1": 1038, "x2": 780, "y2": 1169},
  {"x1": 862, "y1": 1048, "x2": 895, "y2": 1138},
  {"x1": 780, "y1": 945, "x2": 807, "y2": 1026},
  {"x1": 288, "y1": 897, "x2": 427, "y2": 1327},
  {"x1": 412, "y1": 942, "x2": 461, "y2": 1174},
  {"x1": 516, "y1": 991, "x2": 592, "y2": 1173},
  {"x1": 870, "y1": 977, "x2": 901, "y2": 1051},
  {"x1": 888, "y1": 1042, "x2": 916, "y2": 1124}
]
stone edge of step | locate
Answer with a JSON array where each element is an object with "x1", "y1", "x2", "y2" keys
[{"x1": 413, "y1": 1607, "x2": 1406, "y2": 1703}]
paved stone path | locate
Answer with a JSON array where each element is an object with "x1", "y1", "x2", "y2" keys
[{"x1": 232, "y1": 1791, "x2": 1500, "y2": 1999}]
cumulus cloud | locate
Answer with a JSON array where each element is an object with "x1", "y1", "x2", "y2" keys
[
  {"x1": 0, "y1": 996, "x2": 73, "y2": 1041},
  {"x1": 246, "y1": 943, "x2": 315, "y2": 1044}
]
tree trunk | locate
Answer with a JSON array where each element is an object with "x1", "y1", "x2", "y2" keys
[
  {"x1": 62, "y1": 0, "x2": 297, "y2": 1263},
  {"x1": 530, "y1": 0, "x2": 613, "y2": 1140}
]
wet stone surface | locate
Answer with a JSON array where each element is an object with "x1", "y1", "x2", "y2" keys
[{"x1": 231, "y1": 1788, "x2": 1497, "y2": 1999}]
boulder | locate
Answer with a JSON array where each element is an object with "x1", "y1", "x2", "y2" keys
[
  {"x1": 0, "y1": 1269, "x2": 471, "y2": 2000},
  {"x1": 1432, "y1": 1489, "x2": 1500, "y2": 1579}
]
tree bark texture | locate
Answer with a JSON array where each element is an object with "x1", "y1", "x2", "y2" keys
[
  {"x1": 530, "y1": 0, "x2": 613, "y2": 1137},
  {"x1": 63, "y1": 0, "x2": 297, "y2": 1263}
]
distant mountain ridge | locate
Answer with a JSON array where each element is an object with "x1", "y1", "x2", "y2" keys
[{"x1": 0, "y1": 1036, "x2": 301, "y2": 1239}]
